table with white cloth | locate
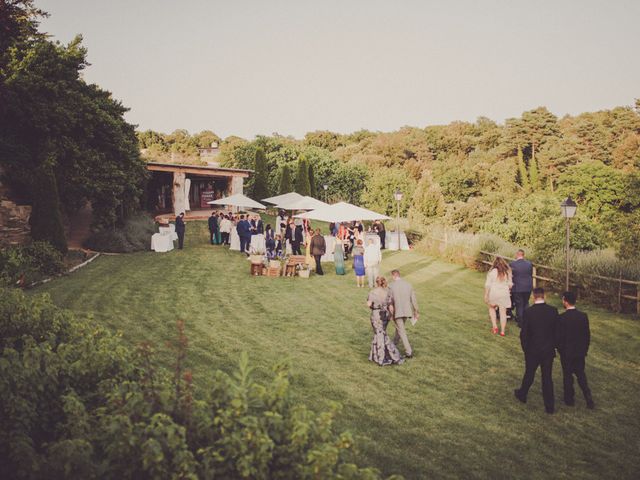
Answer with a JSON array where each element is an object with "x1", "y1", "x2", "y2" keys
[
  {"x1": 159, "y1": 224, "x2": 178, "y2": 241},
  {"x1": 386, "y1": 231, "x2": 410, "y2": 251},
  {"x1": 320, "y1": 235, "x2": 336, "y2": 262},
  {"x1": 250, "y1": 234, "x2": 266, "y2": 254},
  {"x1": 151, "y1": 233, "x2": 174, "y2": 252}
]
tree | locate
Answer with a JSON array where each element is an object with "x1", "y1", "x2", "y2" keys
[
  {"x1": 295, "y1": 158, "x2": 310, "y2": 195},
  {"x1": 361, "y1": 168, "x2": 416, "y2": 216},
  {"x1": 308, "y1": 162, "x2": 317, "y2": 198},
  {"x1": 517, "y1": 146, "x2": 530, "y2": 191},
  {"x1": 278, "y1": 165, "x2": 292, "y2": 194},
  {"x1": 28, "y1": 165, "x2": 67, "y2": 253},
  {"x1": 1, "y1": 35, "x2": 147, "y2": 232},
  {"x1": 252, "y1": 147, "x2": 269, "y2": 200}
]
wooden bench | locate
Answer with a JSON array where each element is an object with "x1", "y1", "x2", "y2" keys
[{"x1": 284, "y1": 255, "x2": 307, "y2": 276}]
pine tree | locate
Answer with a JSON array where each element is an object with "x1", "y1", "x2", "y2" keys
[
  {"x1": 295, "y1": 158, "x2": 310, "y2": 195},
  {"x1": 517, "y1": 146, "x2": 530, "y2": 191},
  {"x1": 278, "y1": 165, "x2": 292, "y2": 195},
  {"x1": 29, "y1": 166, "x2": 68, "y2": 253},
  {"x1": 252, "y1": 148, "x2": 269, "y2": 200},
  {"x1": 308, "y1": 162, "x2": 317, "y2": 198}
]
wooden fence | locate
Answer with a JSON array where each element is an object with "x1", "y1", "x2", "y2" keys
[{"x1": 422, "y1": 235, "x2": 640, "y2": 315}]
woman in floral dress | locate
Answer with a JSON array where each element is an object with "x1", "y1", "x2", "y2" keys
[{"x1": 368, "y1": 276, "x2": 403, "y2": 366}]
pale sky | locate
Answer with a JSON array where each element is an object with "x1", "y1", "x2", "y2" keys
[{"x1": 37, "y1": 0, "x2": 640, "y2": 139}]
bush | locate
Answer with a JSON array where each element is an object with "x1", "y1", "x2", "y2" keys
[
  {"x1": 0, "y1": 290, "x2": 391, "y2": 479},
  {"x1": 0, "y1": 241, "x2": 65, "y2": 286},
  {"x1": 85, "y1": 213, "x2": 156, "y2": 253}
]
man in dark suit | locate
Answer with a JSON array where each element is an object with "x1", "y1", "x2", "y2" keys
[
  {"x1": 309, "y1": 228, "x2": 326, "y2": 275},
  {"x1": 514, "y1": 287, "x2": 559, "y2": 414},
  {"x1": 175, "y1": 212, "x2": 186, "y2": 250},
  {"x1": 510, "y1": 249, "x2": 533, "y2": 328},
  {"x1": 208, "y1": 211, "x2": 218, "y2": 245},
  {"x1": 236, "y1": 214, "x2": 251, "y2": 255},
  {"x1": 558, "y1": 291, "x2": 595, "y2": 409}
]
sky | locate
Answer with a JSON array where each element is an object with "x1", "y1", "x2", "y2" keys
[{"x1": 37, "y1": 0, "x2": 640, "y2": 139}]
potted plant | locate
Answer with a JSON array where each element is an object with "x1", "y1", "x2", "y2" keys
[{"x1": 297, "y1": 263, "x2": 310, "y2": 278}]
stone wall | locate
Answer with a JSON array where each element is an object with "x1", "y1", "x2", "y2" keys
[{"x1": 0, "y1": 168, "x2": 31, "y2": 245}]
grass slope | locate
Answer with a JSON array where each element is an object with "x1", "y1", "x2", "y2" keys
[{"x1": 35, "y1": 221, "x2": 640, "y2": 479}]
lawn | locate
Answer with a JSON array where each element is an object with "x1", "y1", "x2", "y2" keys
[{"x1": 34, "y1": 221, "x2": 640, "y2": 479}]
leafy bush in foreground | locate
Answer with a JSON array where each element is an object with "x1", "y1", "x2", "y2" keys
[
  {"x1": 0, "y1": 289, "x2": 391, "y2": 479},
  {"x1": 0, "y1": 241, "x2": 65, "y2": 286}
]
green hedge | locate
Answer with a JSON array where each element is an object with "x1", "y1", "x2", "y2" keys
[{"x1": 0, "y1": 289, "x2": 393, "y2": 479}]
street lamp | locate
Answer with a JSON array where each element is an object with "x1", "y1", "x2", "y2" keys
[
  {"x1": 394, "y1": 189, "x2": 403, "y2": 250},
  {"x1": 323, "y1": 184, "x2": 328, "y2": 203},
  {"x1": 560, "y1": 196, "x2": 577, "y2": 291}
]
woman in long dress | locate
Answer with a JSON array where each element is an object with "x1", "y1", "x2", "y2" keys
[
  {"x1": 334, "y1": 242, "x2": 346, "y2": 275},
  {"x1": 352, "y1": 239, "x2": 366, "y2": 287},
  {"x1": 229, "y1": 217, "x2": 241, "y2": 251},
  {"x1": 484, "y1": 256, "x2": 513, "y2": 336},
  {"x1": 368, "y1": 276, "x2": 403, "y2": 366}
]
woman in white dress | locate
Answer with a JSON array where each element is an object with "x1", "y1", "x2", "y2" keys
[
  {"x1": 484, "y1": 256, "x2": 513, "y2": 336},
  {"x1": 229, "y1": 216, "x2": 241, "y2": 251}
]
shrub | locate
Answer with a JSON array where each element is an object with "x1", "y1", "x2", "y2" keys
[
  {"x1": 0, "y1": 241, "x2": 65, "y2": 286},
  {"x1": 85, "y1": 213, "x2": 156, "y2": 253},
  {"x1": 0, "y1": 290, "x2": 391, "y2": 479}
]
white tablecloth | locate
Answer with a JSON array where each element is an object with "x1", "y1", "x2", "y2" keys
[
  {"x1": 386, "y1": 231, "x2": 410, "y2": 251},
  {"x1": 151, "y1": 233, "x2": 174, "y2": 252},
  {"x1": 159, "y1": 224, "x2": 178, "y2": 241}
]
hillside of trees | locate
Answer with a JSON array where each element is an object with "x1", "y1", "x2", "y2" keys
[{"x1": 139, "y1": 103, "x2": 640, "y2": 261}]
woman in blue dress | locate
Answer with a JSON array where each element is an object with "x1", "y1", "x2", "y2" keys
[{"x1": 352, "y1": 239, "x2": 365, "y2": 287}]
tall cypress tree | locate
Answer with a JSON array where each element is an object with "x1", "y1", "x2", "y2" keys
[
  {"x1": 295, "y1": 158, "x2": 310, "y2": 195},
  {"x1": 308, "y1": 162, "x2": 317, "y2": 198},
  {"x1": 252, "y1": 148, "x2": 269, "y2": 200},
  {"x1": 278, "y1": 165, "x2": 292, "y2": 195},
  {"x1": 517, "y1": 146, "x2": 530, "y2": 191},
  {"x1": 29, "y1": 165, "x2": 68, "y2": 253}
]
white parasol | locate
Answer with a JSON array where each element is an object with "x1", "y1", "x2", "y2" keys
[
  {"x1": 207, "y1": 193, "x2": 266, "y2": 209},
  {"x1": 294, "y1": 202, "x2": 390, "y2": 222}
]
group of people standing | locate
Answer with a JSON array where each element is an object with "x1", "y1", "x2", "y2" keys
[{"x1": 484, "y1": 249, "x2": 595, "y2": 413}]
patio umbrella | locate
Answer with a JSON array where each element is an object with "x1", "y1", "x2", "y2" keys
[
  {"x1": 207, "y1": 193, "x2": 266, "y2": 209},
  {"x1": 261, "y1": 192, "x2": 305, "y2": 205},
  {"x1": 276, "y1": 195, "x2": 329, "y2": 211},
  {"x1": 294, "y1": 201, "x2": 390, "y2": 222}
]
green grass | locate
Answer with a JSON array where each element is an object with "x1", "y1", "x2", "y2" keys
[{"x1": 34, "y1": 221, "x2": 640, "y2": 479}]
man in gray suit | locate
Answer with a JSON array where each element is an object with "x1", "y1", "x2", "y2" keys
[{"x1": 389, "y1": 269, "x2": 419, "y2": 358}]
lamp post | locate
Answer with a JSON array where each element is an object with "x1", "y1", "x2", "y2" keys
[
  {"x1": 323, "y1": 184, "x2": 328, "y2": 203},
  {"x1": 560, "y1": 196, "x2": 577, "y2": 291},
  {"x1": 394, "y1": 189, "x2": 403, "y2": 251}
]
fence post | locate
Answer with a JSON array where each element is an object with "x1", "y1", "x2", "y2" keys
[
  {"x1": 532, "y1": 266, "x2": 537, "y2": 288},
  {"x1": 618, "y1": 271, "x2": 622, "y2": 313}
]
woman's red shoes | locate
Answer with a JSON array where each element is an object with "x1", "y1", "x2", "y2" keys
[{"x1": 491, "y1": 327, "x2": 498, "y2": 334}]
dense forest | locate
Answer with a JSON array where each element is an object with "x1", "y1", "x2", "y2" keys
[{"x1": 139, "y1": 102, "x2": 640, "y2": 261}]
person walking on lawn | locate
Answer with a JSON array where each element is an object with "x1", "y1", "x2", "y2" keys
[
  {"x1": 388, "y1": 269, "x2": 419, "y2": 358},
  {"x1": 310, "y1": 228, "x2": 326, "y2": 275},
  {"x1": 514, "y1": 287, "x2": 559, "y2": 414},
  {"x1": 558, "y1": 291, "x2": 595, "y2": 409},
  {"x1": 510, "y1": 249, "x2": 533, "y2": 328}
]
